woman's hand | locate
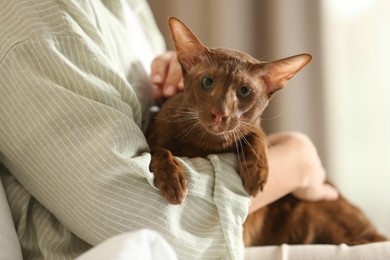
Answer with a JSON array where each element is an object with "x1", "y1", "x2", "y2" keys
[{"x1": 150, "y1": 51, "x2": 184, "y2": 102}]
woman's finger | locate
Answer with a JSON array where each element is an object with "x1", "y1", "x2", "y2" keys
[
  {"x1": 162, "y1": 58, "x2": 183, "y2": 97},
  {"x1": 150, "y1": 51, "x2": 176, "y2": 85}
]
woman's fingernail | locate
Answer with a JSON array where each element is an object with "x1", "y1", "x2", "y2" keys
[
  {"x1": 164, "y1": 85, "x2": 176, "y2": 96},
  {"x1": 178, "y1": 81, "x2": 184, "y2": 89},
  {"x1": 152, "y1": 74, "x2": 163, "y2": 83}
]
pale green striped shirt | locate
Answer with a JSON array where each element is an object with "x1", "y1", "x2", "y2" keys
[{"x1": 0, "y1": 0, "x2": 250, "y2": 259}]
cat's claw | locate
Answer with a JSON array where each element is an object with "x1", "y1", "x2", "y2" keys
[
  {"x1": 243, "y1": 175, "x2": 267, "y2": 197},
  {"x1": 239, "y1": 159, "x2": 268, "y2": 197}
]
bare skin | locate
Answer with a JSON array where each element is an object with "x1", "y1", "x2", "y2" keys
[
  {"x1": 249, "y1": 132, "x2": 339, "y2": 214},
  {"x1": 149, "y1": 51, "x2": 339, "y2": 212},
  {"x1": 150, "y1": 51, "x2": 184, "y2": 101}
]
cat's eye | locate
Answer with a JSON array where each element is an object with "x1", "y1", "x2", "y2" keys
[
  {"x1": 201, "y1": 77, "x2": 214, "y2": 90},
  {"x1": 237, "y1": 86, "x2": 252, "y2": 98}
]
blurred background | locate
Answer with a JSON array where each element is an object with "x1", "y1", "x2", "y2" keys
[{"x1": 148, "y1": 0, "x2": 390, "y2": 237}]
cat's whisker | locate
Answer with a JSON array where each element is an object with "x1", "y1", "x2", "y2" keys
[
  {"x1": 233, "y1": 131, "x2": 242, "y2": 165},
  {"x1": 155, "y1": 115, "x2": 197, "y2": 124},
  {"x1": 236, "y1": 132, "x2": 253, "y2": 182},
  {"x1": 178, "y1": 120, "x2": 203, "y2": 140},
  {"x1": 239, "y1": 122, "x2": 263, "y2": 140},
  {"x1": 155, "y1": 108, "x2": 200, "y2": 124},
  {"x1": 236, "y1": 127, "x2": 249, "y2": 144},
  {"x1": 165, "y1": 106, "x2": 199, "y2": 115},
  {"x1": 236, "y1": 128, "x2": 257, "y2": 182},
  {"x1": 261, "y1": 113, "x2": 282, "y2": 121}
]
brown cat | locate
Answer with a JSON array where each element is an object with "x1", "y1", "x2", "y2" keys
[{"x1": 146, "y1": 17, "x2": 387, "y2": 246}]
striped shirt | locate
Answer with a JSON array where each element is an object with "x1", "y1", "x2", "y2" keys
[{"x1": 0, "y1": 0, "x2": 250, "y2": 259}]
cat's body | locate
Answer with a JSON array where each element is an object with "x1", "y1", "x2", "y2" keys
[
  {"x1": 146, "y1": 17, "x2": 387, "y2": 246},
  {"x1": 243, "y1": 194, "x2": 386, "y2": 246}
]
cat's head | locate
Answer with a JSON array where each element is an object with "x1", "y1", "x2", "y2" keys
[{"x1": 168, "y1": 17, "x2": 311, "y2": 135}]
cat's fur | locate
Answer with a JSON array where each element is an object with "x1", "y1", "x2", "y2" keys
[{"x1": 146, "y1": 17, "x2": 387, "y2": 246}]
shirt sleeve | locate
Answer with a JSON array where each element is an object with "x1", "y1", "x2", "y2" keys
[
  {"x1": 0, "y1": 34, "x2": 154, "y2": 235},
  {"x1": 0, "y1": 34, "x2": 250, "y2": 259}
]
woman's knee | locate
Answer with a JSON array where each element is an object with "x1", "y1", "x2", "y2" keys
[{"x1": 269, "y1": 132, "x2": 316, "y2": 152}]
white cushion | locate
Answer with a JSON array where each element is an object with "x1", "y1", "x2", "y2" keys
[
  {"x1": 75, "y1": 229, "x2": 177, "y2": 260},
  {"x1": 245, "y1": 242, "x2": 390, "y2": 260},
  {"x1": 0, "y1": 177, "x2": 23, "y2": 260}
]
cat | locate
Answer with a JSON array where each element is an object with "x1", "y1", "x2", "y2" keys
[{"x1": 146, "y1": 17, "x2": 387, "y2": 246}]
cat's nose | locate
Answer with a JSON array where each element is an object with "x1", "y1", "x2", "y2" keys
[{"x1": 212, "y1": 112, "x2": 227, "y2": 124}]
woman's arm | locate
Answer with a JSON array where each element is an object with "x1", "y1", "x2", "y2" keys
[
  {"x1": 0, "y1": 38, "x2": 248, "y2": 259},
  {"x1": 249, "y1": 132, "x2": 339, "y2": 214},
  {"x1": 0, "y1": 2, "x2": 248, "y2": 259}
]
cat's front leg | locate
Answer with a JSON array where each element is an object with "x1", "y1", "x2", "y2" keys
[
  {"x1": 238, "y1": 129, "x2": 269, "y2": 197},
  {"x1": 150, "y1": 147, "x2": 188, "y2": 204}
]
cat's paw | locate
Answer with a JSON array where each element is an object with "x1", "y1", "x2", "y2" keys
[
  {"x1": 239, "y1": 159, "x2": 268, "y2": 197},
  {"x1": 154, "y1": 165, "x2": 187, "y2": 205},
  {"x1": 151, "y1": 148, "x2": 188, "y2": 205}
]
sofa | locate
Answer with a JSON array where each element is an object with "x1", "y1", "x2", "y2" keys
[{"x1": 1, "y1": 179, "x2": 389, "y2": 260}]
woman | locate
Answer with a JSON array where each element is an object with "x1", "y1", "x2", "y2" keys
[{"x1": 0, "y1": 0, "x2": 337, "y2": 259}]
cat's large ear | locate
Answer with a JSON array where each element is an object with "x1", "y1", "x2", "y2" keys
[
  {"x1": 262, "y1": 54, "x2": 312, "y2": 98},
  {"x1": 168, "y1": 17, "x2": 208, "y2": 72}
]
